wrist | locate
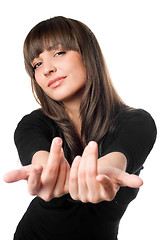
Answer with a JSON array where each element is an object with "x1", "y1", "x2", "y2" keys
[{"x1": 98, "y1": 152, "x2": 127, "y2": 174}]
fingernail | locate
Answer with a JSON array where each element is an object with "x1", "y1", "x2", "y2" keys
[
  {"x1": 88, "y1": 141, "x2": 96, "y2": 148},
  {"x1": 54, "y1": 138, "x2": 62, "y2": 145},
  {"x1": 74, "y1": 156, "x2": 81, "y2": 161}
]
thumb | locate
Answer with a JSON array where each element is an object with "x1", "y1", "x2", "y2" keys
[
  {"x1": 3, "y1": 165, "x2": 33, "y2": 183},
  {"x1": 117, "y1": 172, "x2": 143, "y2": 188}
]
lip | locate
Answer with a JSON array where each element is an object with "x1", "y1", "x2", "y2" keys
[{"x1": 48, "y1": 76, "x2": 67, "y2": 88}]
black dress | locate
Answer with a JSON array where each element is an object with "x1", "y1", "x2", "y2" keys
[{"x1": 13, "y1": 109, "x2": 157, "y2": 240}]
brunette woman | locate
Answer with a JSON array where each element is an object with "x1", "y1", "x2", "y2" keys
[{"x1": 4, "y1": 16, "x2": 156, "y2": 240}]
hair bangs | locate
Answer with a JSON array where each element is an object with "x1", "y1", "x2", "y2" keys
[{"x1": 23, "y1": 17, "x2": 80, "y2": 76}]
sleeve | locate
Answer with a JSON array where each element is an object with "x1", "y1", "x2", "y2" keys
[
  {"x1": 14, "y1": 110, "x2": 59, "y2": 166},
  {"x1": 102, "y1": 109, "x2": 157, "y2": 174}
]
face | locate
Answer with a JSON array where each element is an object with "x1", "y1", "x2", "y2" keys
[{"x1": 31, "y1": 46, "x2": 86, "y2": 105}]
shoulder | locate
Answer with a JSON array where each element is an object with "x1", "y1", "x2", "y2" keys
[
  {"x1": 113, "y1": 108, "x2": 157, "y2": 153},
  {"x1": 16, "y1": 109, "x2": 57, "y2": 129},
  {"x1": 103, "y1": 108, "x2": 157, "y2": 153},
  {"x1": 116, "y1": 108, "x2": 157, "y2": 132},
  {"x1": 18, "y1": 109, "x2": 51, "y2": 123},
  {"x1": 14, "y1": 109, "x2": 61, "y2": 141},
  {"x1": 101, "y1": 108, "x2": 157, "y2": 173},
  {"x1": 119, "y1": 108, "x2": 154, "y2": 121}
]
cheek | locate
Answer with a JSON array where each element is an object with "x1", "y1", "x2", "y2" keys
[
  {"x1": 77, "y1": 65, "x2": 86, "y2": 85},
  {"x1": 70, "y1": 59, "x2": 86, "y2": 81},
  {"x1": 34, "y1": 72, "x2": 43, "y2": 88}
]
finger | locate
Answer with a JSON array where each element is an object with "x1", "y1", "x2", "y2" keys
[
  {"x1": 63, "y1": 155, "x2": 70, "y2": 193},
  {"x1": 78, "y1": 151, "x2": 88, "y2": 202},
  {"x1": 85, "y1": 142, "x2": 99, "y2": 198},
  {"x1": 64, "y1": 163, "x2": 70, "y2": 193},
  {"x1": 85, "y1": 142, "x2": 98, "y2": 176},
  {"x1": 69, "y1": 156, "x2": 81, "y2": 200},
  {"x1": 3, "y1": 165, "x2": 33, "y2": 183},
  {"x1": 118, "y1": 172, "x2": 143, "y2": 188},
  {"x1": 28, "y1": 165, "x2": 43, "y2": 196},
  {"x1": 42, "y1": 137, "x2": 62, "y2": 182},
  {"x1": 53, "y1": 151, "x2": 67, "y2": 197},
  {"x1": 41, "y1": 138, "x2": 63, "y2": 199},
  {"x1": 96, "y1": 174, "x2": 116, "y2": 201},
  {"x1": 47, "y1": 137, "x2": 62, "y2": 170},
  {"x1": 100, "y1": 166, "x2": 143, "y2": 189}
]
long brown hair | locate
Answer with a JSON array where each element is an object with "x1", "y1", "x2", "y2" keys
[{"x1": 23, "y1": 16, "x2": 129, "y2": 163}]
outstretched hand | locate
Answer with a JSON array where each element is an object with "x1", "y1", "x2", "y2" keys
[
  {"x1": 4, "y1": 139, "x2": 143, "y2": 203},
  {"x1": 69, "y1": 141, "x2": 143, "y2": 203},
  {"x1": 4, "y1": 138, "x2": 70, "y2": 201}
]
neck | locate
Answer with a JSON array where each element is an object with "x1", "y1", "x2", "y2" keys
[
  {"x1": 62, "y1": 91, "x2": 83, "y2": 136},
  {"x1": 65, "y1": 105, "x2": 81, "y2": 137}
]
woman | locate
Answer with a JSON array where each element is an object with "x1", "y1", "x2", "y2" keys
[{"x1": 4, "y1": 16, "x2": 156, "y2": 240}]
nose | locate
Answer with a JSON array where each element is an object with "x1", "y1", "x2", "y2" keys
[{"x1": 43, "y1": 63, "x2": 57, "y2": 76}]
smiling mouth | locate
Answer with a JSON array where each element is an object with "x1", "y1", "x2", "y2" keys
[{"x1": 48, "y1": 76, "x2": 67, "y2": 88}]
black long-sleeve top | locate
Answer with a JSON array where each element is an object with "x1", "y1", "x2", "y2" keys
[{"x1": 13, "y1": 108, "x2": 157, "y2": 240}]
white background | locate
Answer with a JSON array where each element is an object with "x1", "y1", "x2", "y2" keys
[{"x1": 0, "y1": 0, "x2": 159, "y2": 239}]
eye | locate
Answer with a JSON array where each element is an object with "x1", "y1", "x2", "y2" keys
[
  {"x1": 54, "y1": 51, "x2": 66, "y2": 57},
  {"x1": 33, "y1": 62, "x2": 42, "y2": 70}
]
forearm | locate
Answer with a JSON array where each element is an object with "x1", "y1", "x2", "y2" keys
[{"x1": 98, "y1": 152, "x2": 127, "y2": 174}]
